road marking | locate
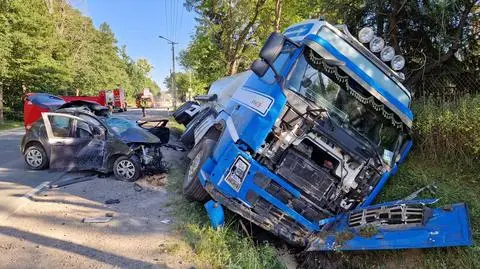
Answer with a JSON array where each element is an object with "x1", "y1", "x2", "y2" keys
[{"x1": 0, "y1": 181, "x2": 50, "y2": 223}]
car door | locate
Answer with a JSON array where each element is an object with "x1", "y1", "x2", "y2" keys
[
  {"x1": 42, "y1": 112, "x2": 105, "y2": 171},
  {"x1": 74, "y1": 113, "x2": 107, "y2": 170}
]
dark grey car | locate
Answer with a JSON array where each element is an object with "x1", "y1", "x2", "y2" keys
[{"x1": 21, "y1": 108, "x2": 165, "y2": 181}]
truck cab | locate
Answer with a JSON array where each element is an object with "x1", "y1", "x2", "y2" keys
[{"x1": 183, "y1": 19, "x2": 472, "y2": 251}]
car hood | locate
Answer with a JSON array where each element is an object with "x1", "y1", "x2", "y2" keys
[{"x1": 117, "y1": 127, "x2": 161, "y2": 144}]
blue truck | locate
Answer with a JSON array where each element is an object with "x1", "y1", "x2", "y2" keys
[{"x1": 179, "y1": 19, "x2": 473, "y2": 251}]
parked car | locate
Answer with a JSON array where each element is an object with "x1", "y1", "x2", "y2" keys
[{"x1": 21, "y1": 107, "x2": 166, "y2": 181}]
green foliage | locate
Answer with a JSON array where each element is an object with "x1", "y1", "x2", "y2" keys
[
  {"x1": 164, "y1": 71, "x2": 208, "y2": 101},
  {"x1": 0, "y1": 0, "x2": 159, "y2": 117},
  {"x1": 413, "y1": 95, "x2": 480, "y2": 164}
]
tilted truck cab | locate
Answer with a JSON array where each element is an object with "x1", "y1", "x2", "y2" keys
[{"x1": 182, "y1": 19, "x2": 472, "y2": 251}]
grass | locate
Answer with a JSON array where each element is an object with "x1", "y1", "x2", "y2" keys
[
  {"x1": 0, "y1": 120, "x2": 22, "y2": 130},
  {"x1": 166, "y1": 167, "x2": 286, "y2": 269}
]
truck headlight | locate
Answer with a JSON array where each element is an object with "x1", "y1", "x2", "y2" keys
[
  {"x1": 369, "y1": 37, "x2": 385, "y2": 53},
  {"x1": 358, "y1": 27, "x2": 374, "y2": 43},
  {"x1": 380, "y1": 46, "x2": 395, "y2": 62},
  {"x1": 391, "y1": 55, "x2": 405, "y2": 70}
]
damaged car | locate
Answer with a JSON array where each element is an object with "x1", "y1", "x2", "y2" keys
[
  {"x1": 182, "y1": 19, "x2": 473, "y2": 251},
  {"x1": 21, "y1": 107, "x2": 166, "y2": 181}
]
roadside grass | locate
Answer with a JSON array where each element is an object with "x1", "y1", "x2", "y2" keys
[
  {"x1": 0, "y1": 120, "x2": 22, "y2": 130},
  {"x1": 166, "y1": 167, "x2": 286, "y2": 269}
]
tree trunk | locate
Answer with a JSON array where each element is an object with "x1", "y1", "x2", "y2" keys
[
  {"x1": 0, "y1": 81, "x2": 4, "y2": 124},
  {"x1": 274, "y1": 0, "x2": 283, "y2": 32},
  {"x1": 76, "y1": 88, "x2": 80, "y2": 96},
  {"x1": 228, "y1": 58, "x2": 239, "y2": 75}
]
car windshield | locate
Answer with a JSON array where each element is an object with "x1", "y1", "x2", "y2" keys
[
  {"x1": 286, "y1": 48, "x2": 404, "y2": 159},
  {"x1": 102, "y1": 117, "x2": 138, "y2": 136}
]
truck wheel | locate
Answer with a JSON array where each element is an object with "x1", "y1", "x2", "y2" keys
[
  {"x1": 24, "y1": 144, "x2": 48, "y2": 170},
  {"x1": 113, "y1": 155, "x2": 141, "y2": 182},
  {"x1": 183, "y1": 141, "x2": 212, "y2": 201}
]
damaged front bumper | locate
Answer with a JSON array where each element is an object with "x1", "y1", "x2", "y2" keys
[{"x1": 197, "y1": 142, "x2": 473, "y2": 251}]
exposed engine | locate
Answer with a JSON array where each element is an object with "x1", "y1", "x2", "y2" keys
[
  {"x1": 256, "y1": 92, "x2": 383, "y2": 215},
  {"x1": 130, "y1": 143, "x2": 167, "y2": 175}
]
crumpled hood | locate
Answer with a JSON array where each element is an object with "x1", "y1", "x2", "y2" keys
[{"x1": 118, "y1": 127, "x2": 160, "y2": 144}]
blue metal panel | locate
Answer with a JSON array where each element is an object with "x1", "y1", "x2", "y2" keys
[
  {"x1": 304, "y1": 34, "x2": 414, "y2": 122},
  {"x1": 308, "y1": 203, "x2": 472, "y2": 251}
]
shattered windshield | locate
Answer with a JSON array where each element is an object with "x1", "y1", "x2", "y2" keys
[
  {"x1": 103, "y1": 117, "x2": 160, "y2": 144},
  {"x1": 286, "y1": 48, "x2": 403, "y2": 155}
]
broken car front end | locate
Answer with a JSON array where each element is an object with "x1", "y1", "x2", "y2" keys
[{"x1": 188, "y1": 19, "x2": 472, "y2": 251}]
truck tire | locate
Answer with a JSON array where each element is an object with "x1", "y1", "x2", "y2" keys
[
  {"x1": 113, "y1": 155, "x2": 141, "y2": 182},
  {"x1": 183, "y1": 140, "x2": 213, "y2": 201},
  {"x1": 180, "y1": 108, "x2": 215, "y2": 147}
]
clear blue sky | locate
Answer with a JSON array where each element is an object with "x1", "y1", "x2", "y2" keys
[{"x1": 71, "y1": 0, "x2": 197, "y2": 91}]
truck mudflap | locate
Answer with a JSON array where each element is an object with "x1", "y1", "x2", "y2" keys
[{"x1": 307, "y1": 202, "x2": 472, "y2": 251}]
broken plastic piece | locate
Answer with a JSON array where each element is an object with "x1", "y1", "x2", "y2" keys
[
  {"x1": 82, "y1": 216, "x2": 112, "y2": 223},
  {"x1": 105, "y1": 199, "x2": 120, "y2": 204},
  {"x1": 204, "y1": 200, "x2": 225, "y2": 229}
]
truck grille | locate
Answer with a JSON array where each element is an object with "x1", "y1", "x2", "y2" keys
[{"x1": 348, "y1": 204, "x2": 426, "y2": 228}]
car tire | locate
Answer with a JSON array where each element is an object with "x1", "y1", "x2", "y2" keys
[
  {"x1": 24, "y1": 144, "x2": 48, "y2": 170},
  {"x1": 183, "y1": 140, "x2": 213, "y2": 201},
  {"x1": 113, "y1": 155, "x2": 141, "y2": 182}
]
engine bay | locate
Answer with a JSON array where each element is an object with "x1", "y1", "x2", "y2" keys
[{"x1": 256, "y1": 92, "x2": 383, "y2": 215}]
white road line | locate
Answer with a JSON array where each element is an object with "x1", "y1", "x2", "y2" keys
[{"x1": 0, "y1": 181, "x2": 50, "y2": 223}]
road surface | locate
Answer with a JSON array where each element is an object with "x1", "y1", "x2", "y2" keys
[{"x1": 0, "y1": 108, "x2": 198, "y2": 268}]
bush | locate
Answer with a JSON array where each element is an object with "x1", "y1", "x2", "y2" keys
[{"x1": 413, "y1": 95, "x2": 480, "y2": 164}]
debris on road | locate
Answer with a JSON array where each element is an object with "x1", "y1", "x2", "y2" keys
[
  {"x1": 160, "y1": 219, "x2": 171, "y2": 225},
  {"x1": 82, "y1": 216, "x2": 113, "y2": 223},
  {"x1": 49, "y1": 174, "x2": 97, "y2": 188},
  {"x1": 144, "y1": 173, "x2": 168, "y2": 186},
  {"x1": 163, "y1": 144, "x2": 186, "y2": 152},
  {"x1": 105, "y1": 199, "x2": 120, "y2": 205},
  {"x1": 133, "y1": 183, "x2": 143, "y2": 192},
  {"x1": 105, "y1": 212, "x2": 114, "y2": 217}
]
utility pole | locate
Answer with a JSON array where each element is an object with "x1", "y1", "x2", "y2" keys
[{"x1": 159, "y1": 35, "x2": 178, "y2": 109}]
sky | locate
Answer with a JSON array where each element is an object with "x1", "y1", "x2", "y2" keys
[{"x1": 71, "y1": 0, "x2": 197, "y2": 91}]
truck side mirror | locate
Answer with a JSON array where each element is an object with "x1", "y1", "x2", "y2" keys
[
  {"x1": 259, "y1": 32, "x2": 285, "y2": 66},
  {"x1": 251, "y1": 59, "x2": 269, "y2": 77}
]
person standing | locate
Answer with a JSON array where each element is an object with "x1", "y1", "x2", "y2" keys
[{"x1": 141, "y1": 98, "x2": 147, "y2": 117}]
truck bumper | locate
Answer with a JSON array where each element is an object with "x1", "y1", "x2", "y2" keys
[{"x1": 197, "y1": 141, "x2": 473, "y2": 250}]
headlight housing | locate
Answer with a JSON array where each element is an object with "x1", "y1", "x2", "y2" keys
[
  {"x1": 369, "y1": 37, "x2": 385, "y2": 53},
  {"x1": 380, "y1": 46, "x2": 395, "y2": 62},
  {"x1": 391, "y1": 55, "x2": 406, "y2": 70},
  {"x1": 358, "y1": 27, "x2": 374, "y2": 43}
]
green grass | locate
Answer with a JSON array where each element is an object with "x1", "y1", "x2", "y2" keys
[
  {"x1": 0, "y1": 120, "x2": 22, "y2": 130},
  {"x1": 166, "y1": 167, "x2": 286, "y2": 269}
]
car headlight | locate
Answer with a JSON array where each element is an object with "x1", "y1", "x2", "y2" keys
[
  {"x1": 391, "y1": 55, "x2": 405, "y2": 70},
  {"x1": 369, "y1": 37, "x2": 385, "y2": 53},
  {"x1": 358, "y1": 27, "x2": 374, "y2": 43},
  {"x1": 380, "y1": 46, "x2": 395, "y2": 62}
]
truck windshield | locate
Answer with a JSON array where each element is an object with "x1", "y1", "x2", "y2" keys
[{"x1": 286, "y1": 48, "x2": 403, "y2": 158}]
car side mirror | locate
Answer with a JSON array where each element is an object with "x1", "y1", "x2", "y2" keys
[{"x1": 251, "y1": 59, "x2": 269, "y2": 77}]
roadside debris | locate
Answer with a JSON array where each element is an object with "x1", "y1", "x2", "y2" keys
[
  {"x1": 163, "y1": 144, "x2": 186, "y2": 152},
  {"x1": 105, "y1": 212, "x2": 114, "y2": 217},
  {"x1": 82, "y1": 216, "x2": 112, "y2": 223},
  {"x1": 144, "y1": 173, "x2": 168, "y2": 186},
  {"x1": 160, "y1": 219, "x2": 171, "y2": 225},
  {"x1": 404, "y1": 183, "x2": 438, "y2": 200},
  {"x1": 49, "y1": 174, "x2": 97, "y2": 188},
  {"x1": 105, "y1": 199, "x2": 120, "y2": 205},
  {"x1": 133, "y1": 183, "x2": 143, "y2": 192}
]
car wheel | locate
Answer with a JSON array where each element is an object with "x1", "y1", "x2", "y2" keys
[
  {"x1": 24, "y1": 144, "x2": 48, "y2": 170},
  {"x1": 183, "y1": 140, "x2": 212, "y2": 201},
  {"x1": 113, "y1": 155, "x2": 141, "y2": 182}
]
